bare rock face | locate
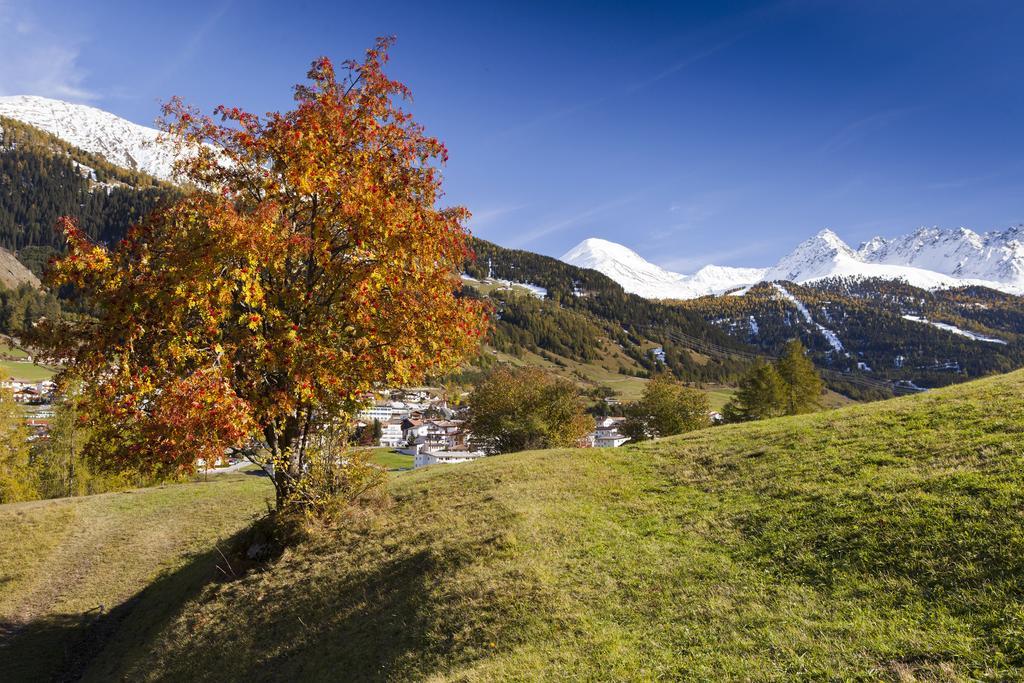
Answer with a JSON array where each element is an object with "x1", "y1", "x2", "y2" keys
[{"x1": 0, "y1": 248, "x2": 39, "y2": 290}]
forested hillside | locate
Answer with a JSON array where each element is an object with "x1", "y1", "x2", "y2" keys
[
  {"x1": 0, "y1": 116, "x2": 176, "y2": 274},
  {"x1": 0, "y1": 117, "x2": 750, "y2": 390},
  {"x1": 679, "y1": 278, "x2": 1024, "y2": 388},
  {"x1": 466, "y1": 239, "x2": 752, "y2": 384},
  {"x1": 4, "y1": 113, "x2": 1021, "y2": 396}
]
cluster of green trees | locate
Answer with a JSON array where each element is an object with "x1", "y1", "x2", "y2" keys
[
  {"x1": 0, "y1": 283, "x2": 61, "y2": 334},
  {"x1": 621, "y1": 376, "x2": 710, "y2": 442},
  {"x1": 0, "y1": 385, "x2": 161, "y2": 504},
  {"x1": 466, "y1": 366, "x2": 593, "y2": 454},
  {"x1": 465, "y1": 366, "x2": 715, "y2": 455},
  {"x1": 723, "y1": 341, "x2": 824, "y2": 422}
]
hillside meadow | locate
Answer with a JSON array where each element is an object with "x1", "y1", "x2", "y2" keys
[
  {"x1": 1, "y1": 369, "x2": 1023, "y2": 680},
  {"x1": 0, "y1": 473, "x2": 272, "y2": 681}
]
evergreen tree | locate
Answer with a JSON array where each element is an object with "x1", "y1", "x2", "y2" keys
[
  {"x1": 775, "y1": 340, "x2": 824, "y2": 414},
  {"x1": 724, "y1": 341, "x2": 823, "y2": 422},
  {"x1": 723, "y1": 359, "x2": 787, "y2": 422}
]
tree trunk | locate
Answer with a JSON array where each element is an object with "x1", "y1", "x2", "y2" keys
[{"x1": 270, "y1": 413, "x2": 305, "y2": 509}]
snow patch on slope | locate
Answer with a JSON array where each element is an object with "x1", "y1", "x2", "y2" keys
[
  {"x1": 460, "y1": 274, "x2": 546, "y2": 298},
  {"x1": 901, "y1": 315, "x2": 1008, "y2": 345},
  {"x1": 772, "y1": 283, "x2": 845, "y2": 353}
]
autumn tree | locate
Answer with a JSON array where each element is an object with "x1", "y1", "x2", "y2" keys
[
  {"x1": 621, "y1": 375, "x2": 710, "y2": 442},
  {"x1": 467, "y1": 366, "x2": 592, "y2": 454},
  {"x1": 0, "y1": 388, "x2": 34, "y2": 503},
  {"x1": 38, "y1": 39, "x2": 488, "y2": 509}
]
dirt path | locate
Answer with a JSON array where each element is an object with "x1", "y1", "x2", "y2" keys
[{"x1": 0, "y1": 496, "x2": 122, "y2": 643}]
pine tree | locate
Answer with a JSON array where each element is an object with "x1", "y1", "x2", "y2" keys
[
  {"x1": 775, "y1": 340, "x2": 824, "y2": 414},
  {"x1": 723, "y1": 359, "x2": 787, "y2": 422}
]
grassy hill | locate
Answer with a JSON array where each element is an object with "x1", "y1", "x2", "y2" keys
[
  {"x1": 0, "y1": 473, "x2": 272, "y2": 681},
  {"x1": 3, "y1": 370, "x2": 1024, "y2": 680}
]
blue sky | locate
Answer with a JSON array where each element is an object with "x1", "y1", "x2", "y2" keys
[{"x1": 2, "y1": 0, "x2": 1023, "y2": 271}]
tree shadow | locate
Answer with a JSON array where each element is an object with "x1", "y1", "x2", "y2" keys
[
  {"x1": 219, "y1": 528, "x2": 535, "y2": 682},
  {"x1": 2, "y1": 502, "x2": 538, "y2": 682},
  {"x1": 0, "y1": 526, "x2": 255, "y2": 682}
]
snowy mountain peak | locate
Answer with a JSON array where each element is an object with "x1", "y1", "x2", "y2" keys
[
  {"x1": 564, "y1": 225, "x2": 1024, "y2": 301},
  {"x1": 855, "y1": 225, "x2": 1024, "y2": 286},
  {"x1": 560, "y1": 238, "x2": 764, "y2": 299},
  {"x1": 762, "y1": 229, "x2": 856, "y2": 282},
  {"x1": 0, "y1": 95, "x2": 179, "y2": 182},
  {"x1": 809, "y1": 228, "x2": 857, "y2": 256},
  {"x1": 561, "y1": 238, "x2": 656, "y2": 270}
]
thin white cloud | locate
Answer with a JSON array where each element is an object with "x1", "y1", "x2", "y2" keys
[
  {"x1": 158, "y1": 1, "x2": 232, "y2": 80},
  {"x1": 496, "y1": 35, "x2": 744, "y2": 140},
  {"x1": 819, "y1": 107, "x2": 922, "y2": 154},
  {"x1": 468, "y1": 204, "x2": 528, "y2": 231},
  {"x1": 504, "y1": 191, "x2": 646, "y2": 248},
  {"x1": 0, "y1": 2, "x2": 96, "y2": 101}
]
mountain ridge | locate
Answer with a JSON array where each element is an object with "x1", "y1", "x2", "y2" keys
[
  {"x1": 4, "y1": 95, "x2": 1019, "y2": 297},
  {"x1": 563, "y1": 227, "x2": 1024, "y2": 299},
  {"x1": 560, "y1": 237, "x2": 767, "y2": 299},
  {"x1": 0, "y1": 95, "x2": 179, "y2": 182}
]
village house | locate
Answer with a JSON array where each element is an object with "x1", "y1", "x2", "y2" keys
[
  {"x1": 413, "y1": 449, "x2": 486, "y2": 468},
  {"x1": 589, "y1": 416, "x2": 630, "y2": 448},
  {"x1": 401, "y1": 417, "x2": 429, "y2": 443},
  {"x1": 357, "y1": 403, "x2": 395, "y2": 423},
  {"x1": 378, "y1": 418, "x2": 406, "y2": 448},
  {"x1": 2, "y1": 380, "x2": 55, "y2": 405}
]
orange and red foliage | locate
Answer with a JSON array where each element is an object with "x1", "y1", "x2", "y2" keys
[{"x1": 40, "y1": 39, "x2": 488, "y2": 494}]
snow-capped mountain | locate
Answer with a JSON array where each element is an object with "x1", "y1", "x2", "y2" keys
[
  {"x1": 560, "y1": 238, "x2": 765, "y2": 299},
  {"x1": 562, "y1": 228, "x2": 1024, "y2": 300},
  {"x1": 857, "y1": 226, "x2": 1024, "y2": 287},
  {"x1": 761, "y1": 229, "x2": 1013, "y2": 292},
  {"x1": 0, "y1": 95, "x2": 179, "y2": 182}
]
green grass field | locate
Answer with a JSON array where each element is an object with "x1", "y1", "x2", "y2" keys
[
  {"x1": 3, "y1": 370, "x2": 1024, "y2": 680},
  {"x1": 0, "y1": 473, "x2": 272, "y2": 681},
  {"x1": 0, "y1": 340, "x2": 30, "y2": 359},
  {"x1": 367, "y1": 448, "x2": 414, "y2": 470},
  {"x1": 0, "y1": 359, "x2": 55, "y2": 382}
]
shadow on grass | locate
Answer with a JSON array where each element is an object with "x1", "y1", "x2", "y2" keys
[
  {"x1": 0, "y1": 526, "x2": 256, "y2": 683},
  {"x1": 2, "y1": 494, "x2": 535, "y2": 681},
  {"x1": 256, "y1": 545, "x2": 506, "y2": 681},
  {"x1": 128, "y1": 501, "x2": 534, "y2": 681}
]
